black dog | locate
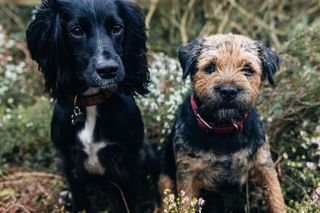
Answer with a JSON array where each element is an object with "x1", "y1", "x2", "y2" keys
[
  {"x1": 159, "y1": 34, "x2": 286, "y2": 212},
  {"x1": 26, "y1": 0, "x2": 150, "y2": 212}
]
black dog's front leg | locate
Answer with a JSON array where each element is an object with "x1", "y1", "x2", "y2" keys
[
  {"x1": 121, "y1": 159, "x2": 141, "y2": 213},
  {"x1": 61, "y1": 158, "x2": 88, "y2": 212},
  {"x1": 102, "y1": 176, "x2": 140, "y2": 213}
]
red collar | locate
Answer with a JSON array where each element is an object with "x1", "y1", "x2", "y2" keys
[{"x1": 190, "y1": 93, "x2": 249, "y2": 134}]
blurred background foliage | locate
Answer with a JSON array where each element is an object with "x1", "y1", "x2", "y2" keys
[{"x1": 0, "y1": 0, "x2": 320, "y2": 212}]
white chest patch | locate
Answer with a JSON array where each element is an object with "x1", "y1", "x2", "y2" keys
[{"x1": 78, "y1": 106, "x2": 106, "y2": 175}]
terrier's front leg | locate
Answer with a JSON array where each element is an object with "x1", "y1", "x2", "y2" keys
[{"x1": 251, "y1": 144, "x2": 286, "y2": 213}]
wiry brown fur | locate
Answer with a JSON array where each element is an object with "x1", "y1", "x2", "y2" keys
[
  {"x1": 160, "y1": 34, "x2": 285, "y2": 213},
  {"x1": 194, "y1": 35, "x2": 262, "y2": 121},
  {"x1": 175, "y1": 149, "x2": 250, "y2": 198},
  {"x1": 176, "y1": 151, "x2": 223, "y2": 198},
  {"x1": 251, "y1": 144, "x2": 286, "y2": 213}
]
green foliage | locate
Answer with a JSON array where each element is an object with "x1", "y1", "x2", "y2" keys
[
  {"x1": 0, "y1": 3, "x2": 33, "y2": 34},
  {"x1": 0, "y1": 24, "x2": 53, "y2": 171},
  {"x1": 1, "y1": 1, "x2": 320, "y2": 212},
  {"x1": 0, "y1": 98, "x2": 54, "y2": 170},
  {"x1": 256, "y1": 20, "x2": 320, "y2": 210},
  {"x1": 136, "y1": 53, "x2": 190, "y2": 145},
  {"x1": 142, "y1": 0, "x2": 320, "y2": 55},
  {"x1": 0, "y1": 26, "x2": 44, "y2": 108}
]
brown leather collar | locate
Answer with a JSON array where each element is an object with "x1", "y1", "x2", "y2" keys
[{"x1": 71, "y1": 88, "x2": 116, "y2": 107}]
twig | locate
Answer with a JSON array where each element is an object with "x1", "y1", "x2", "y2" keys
[
  {"x1": 284, "y1": 174, "x2": 309, "y2": 197},
  {"x1": 0, "y1": 0, "x2": 37, "y2": 5},
  {"x1": 3, "y1": 172, "x2": 62, "y2": 180},
  {"x1": 0, "y1": 4, "x2": 25, "y2": 31},
  {"x1": 180, "y1": 0, "x2": 196, "y2": 43},
  {"x1": 199, "y1": 20, "x2": 214, "y2": 36},
  {"x1": 145, "y1": 0, "x2": 160, "y2": 35},
  {"x1": 230, "y1": 21, "x2": 248, "y2": 35},
  {"x1": 107, "y1": 180, "x2": 130, "y2": 213},
  {"x1": 245, "y1": 180, "x2": 250, "y2": 213},
  {"x1": 0, "y1": 179, "x2": 32, "y2": 186},
  {"x1": 292, "y1": 2, "x2": 320, "y2": 26},
  {"x1": 2, "y1": 204, "x2": 35, "y2": 213},
  {"x1": 217, "y1": 5, "x2": 232, "y2": 34},
  {"x1": 227, "y1": 0, "x2": 285, "y2": 36}
]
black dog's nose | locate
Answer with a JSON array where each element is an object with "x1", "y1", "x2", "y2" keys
[
  {"x1": 96, "y1": 62, "x2": 118, "y2": 79},
  {"x1": 219, "y1": 86, "x2": 239, "y2": 99}
]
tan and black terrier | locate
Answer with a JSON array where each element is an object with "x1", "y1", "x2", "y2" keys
[{"x1": 159, "y1": 34, "x2": 286, "y2": 213}]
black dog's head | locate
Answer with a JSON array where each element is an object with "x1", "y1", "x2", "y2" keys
[
  {"x1": 27, "y1": 0, "x2": 149, "y2": 101},
  {"x1": 178, "y1": 34, "x2": 279, "y2": 122}
]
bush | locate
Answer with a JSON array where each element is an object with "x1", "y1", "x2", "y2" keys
[
  {"x1": 0, "y1": 2, "x2": 320, "y2": 211},
  {"x1": 0, "y1": 98, "x2": 54, "y2": 171},
  {"x1": 137, "y1": 53, "x2": 190, "y2": 145},
  {"x1": 141, "y1": 0, "x2": 320, "y2": 55},
  {"x1": 0, "y1": 25, "x2": 43, "y2": 109},
  {"x1": 259, "y1": 20, "x2": 320, "y2": 212},
  {"x1": 0, "y1": 24, "x2": 53, "y2": 171}
]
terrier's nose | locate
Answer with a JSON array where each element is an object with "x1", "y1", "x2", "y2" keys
[
  {"x1": 219, "y1": 86, "x2": 239, "y2": 100},
  {"x1": 96, "y1": 61, "x2": 118, "y2": 79}
]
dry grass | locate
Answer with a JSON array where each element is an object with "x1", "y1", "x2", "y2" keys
[{"x1": 0, "y1": 172, "x2": 65, "y2": 213}]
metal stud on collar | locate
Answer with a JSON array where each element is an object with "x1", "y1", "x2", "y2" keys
[
  {"x1": 232, "y1": 123, "x2": 239, "y2": 131},
  {"x1": 196, "y1": 113, "x2": 213, "y2": 130}
]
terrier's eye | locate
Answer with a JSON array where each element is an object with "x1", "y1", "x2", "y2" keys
[
  {"x1": 70, "y1": 26, "x2": 84, "y2": 37},
  {"x1": 204, "y1": 63, "x2": 216, "y2": 74},
  {"x1": 242, "y1": 64, "x2": 254, "y2": 76}
]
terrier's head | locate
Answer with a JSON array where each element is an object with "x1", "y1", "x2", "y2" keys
[{"x1": 178, "y1": 34, "x2": 279, "y2": 122}]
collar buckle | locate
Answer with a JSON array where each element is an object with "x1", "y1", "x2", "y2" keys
[{"x1": 232, "y1": 123, "x2": 239, "y2": 132}]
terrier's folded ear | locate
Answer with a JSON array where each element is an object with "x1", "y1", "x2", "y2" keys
[
  {"x1": 256, "y1": 42, "x2": 280, "y2": 85},
  {"x1": 178, "y1": 38, "x2": 203, "y2": 79}
]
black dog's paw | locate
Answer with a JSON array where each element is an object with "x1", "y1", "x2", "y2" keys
[{"x1": 58, "y1": 190, "x2": 72, "y2": 209}]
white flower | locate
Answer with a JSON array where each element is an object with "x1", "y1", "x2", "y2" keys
[
  {"x1": 26, "y1": 122, "x2": 33, "y2": 128},
  {"x1": 168, "y1": 194, "x2": 175, "y2": 202},
  {"x1": 198, "y1": 198, "x2": 205, "y2": 206},
  {"x1": 7, "y1": 97, "x2": 14, "y2": 104}
]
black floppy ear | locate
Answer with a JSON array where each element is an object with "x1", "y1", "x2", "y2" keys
[
  {"x1": 26, "y1": 0, "x2": 71, "y2": 100},
  {"x1": 256, "y1": 42, "x2": 280, "y2": 85},
  {"x1": 178, "y1": 39, "x2": 202, "y2": 79},
  {"x1": 117, "y1": 0, "x2": 149, "y2": 96}
]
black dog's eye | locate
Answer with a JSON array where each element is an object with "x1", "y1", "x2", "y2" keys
[
  {"x1": 70, "y1": 26, "x2": 84, "y2": 37},
  {"x1": 112, "y1": 25, "x2": 123, "y2": 34},
  {"x1": 242, "y1": 64, "x2": 255, "y2": 76},
  {"x1": 204, "y1": 63, "x2": 216, "y2": 74}
]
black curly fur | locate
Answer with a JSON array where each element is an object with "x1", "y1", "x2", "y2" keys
[
  {"x1": 26, "y1": 0, "x2": 153, "y2": 212},
  {"x1": 27, "y1": 0, "x2": 149, "y2": 102}
]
